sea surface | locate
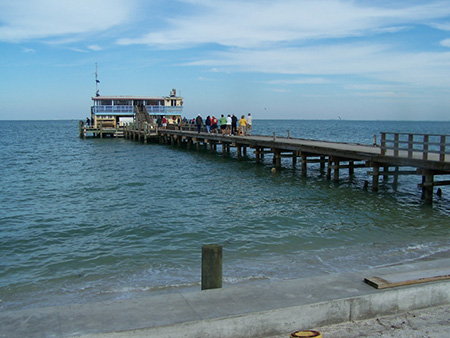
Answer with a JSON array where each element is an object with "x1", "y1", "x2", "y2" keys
[{"x1": 1, "y1": 119, "x2": 449, "y2": 311}]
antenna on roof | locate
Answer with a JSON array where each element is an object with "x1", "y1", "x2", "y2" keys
[{"x1": 95, "y1": 63, "x2": 100, "y2": 97}]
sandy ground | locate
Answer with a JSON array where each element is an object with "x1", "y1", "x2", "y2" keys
[{"x1": 269, "y1": 304, "x2": 450, "y2": 338}]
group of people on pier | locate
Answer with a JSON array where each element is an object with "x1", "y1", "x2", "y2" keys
[{"x1": 194, "y1": 113, "x2": 253, "y2": 136}]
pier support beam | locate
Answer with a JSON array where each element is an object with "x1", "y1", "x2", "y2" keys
[
  {"x1": 327, "y1": 157, "x2": 332, "y2": 180},
  {"x1": 327, "y1": 157, "x2": 340, "y2": 181},
  {"x1": 273, "y1": 149, "x2": 281, "y2": 168},
  {"x1": 349, "y1": 161, "x2": 354, "y2": 176},
  {"x1": 382, "y1": 165, "x2": 389, "y2": 180},
  {"x1": 421, "y1": 170, "x2": 434, "y2": 204},
  {"x1": 320, "y1": 156, "x2": 326, "y2": 172},
  {"x1": 255, "y1": 147, "x2": 261, "y2": 163},
  {"x1": 393, "y1": 166, "x2": 399, "y2": 188},
  {"x1": 372, "y1": 163, "x2": 380, "y2": 192},
  {"x1": 301, "y1": 153, "x2": 307, "y2": 177},
  {"x1": 334, "y1": 159, "x2": 340, "y2": 182}
]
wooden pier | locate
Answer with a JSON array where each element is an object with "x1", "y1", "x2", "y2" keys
[{"x1": 82, "y1": 121, "x2": 450, "y2": 204}]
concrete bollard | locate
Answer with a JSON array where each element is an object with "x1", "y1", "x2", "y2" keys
[{"x1": 201, "y1": 244, "x2": 222, "y2": 290}]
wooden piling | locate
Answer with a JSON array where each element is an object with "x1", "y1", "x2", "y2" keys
[
  {"x1": 320, "y1": 156, "x2": 326, "y2": 172},
  {"x1": 334, "y1": 159, "x2": 340, "y2": 182},
  {"x1": 201, "y1": 244, "x2": 222, "y2": 290},
  {"x1": 422, "y1": 170, "x2": 434, "y2": 204},
  {"x1": 274, "y1": 149, "x2": 281, "y2": 168},
  {"x1": 255, "y1": 147, "x2": 260, "y2": 163},
  {"x1": 372, "y1": 163, "x2": 380, "y2": 192},
  {"x1": 301, "y1": 153, "x2": 307, "y2": 177}
]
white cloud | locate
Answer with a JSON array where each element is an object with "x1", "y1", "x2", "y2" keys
[
  {"x1": 269, "y1": 88, "x2": 291, "y2": 93},
  {"x1": 116, "y1": 0, "x2": 450, "y2": 49},
  {"x1": 22, "y1": 47, "x2": 35, "y2": 53},
  {"x1": 354, "y1": 91, "x2": 412, "y2": 98},
  {"x1": 88, "y1": 44, "x2": 103, "y2": 51},
  {"x1": 429, "y1": 21, "x2": 450, "y2": 31},
  {"x1": 265, "y1": 78, "x2": 332, "y2": 85},
  {"x1": 440, "y1": 38, "x2": 450, "y2": 47},
  {"x1": 186, "y1": 43, "x2": 450, "y2": 88},
  {"x1": 0, "y1": 0, "x2": 136, "y2": 42}
]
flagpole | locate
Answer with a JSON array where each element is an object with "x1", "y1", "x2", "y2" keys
[{"x1": 95, "y1": 63, "x2": 99, "y2": 96}]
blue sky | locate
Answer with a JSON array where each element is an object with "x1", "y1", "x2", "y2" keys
[{"x1": 2, "y1": 0, "x2": 450, "y2": 120}]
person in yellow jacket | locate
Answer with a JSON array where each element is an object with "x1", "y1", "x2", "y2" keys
[{"x1": 238, "y1": 115, "x2": 247, "y2": 135}]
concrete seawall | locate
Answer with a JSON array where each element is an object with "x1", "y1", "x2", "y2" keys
[{"x1": 1, "y1": 257, "x2": 449, "y2": 338}]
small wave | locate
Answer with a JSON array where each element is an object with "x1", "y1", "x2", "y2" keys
[
  {"x1": 223, "y1": 275, "x2": 271, "y2": 284},
  {"x1": 124, "y1": 182, "x2": 146, "y2": 187},
  {"x1": 96, "y1": 281, "x2": 201, "y2": 296}
]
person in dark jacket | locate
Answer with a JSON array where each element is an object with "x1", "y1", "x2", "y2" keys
[
  {"x1": 231, "y1": 114, "x2": 238, "y2": 135},
  {"x1": 205, "y1": 116, "x2": 211, "y2": 133},
  {"x1": 196, "y1": 114, "x2": 203, "y2": 133}
]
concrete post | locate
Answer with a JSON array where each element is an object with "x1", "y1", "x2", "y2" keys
[{"x1": 201, "y1": 244, "x2": 222, "y2": 290}]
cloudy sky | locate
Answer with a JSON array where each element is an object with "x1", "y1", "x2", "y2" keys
[{"x1": 2, "y1": 0, "x2": 450, "y2": 120}]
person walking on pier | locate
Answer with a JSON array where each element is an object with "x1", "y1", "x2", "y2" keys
[
  {"x1": 220, "y1": 114, "x2": 227, "y2": 135},
  {"x1": 239, "y1": 115, "x2": 247, "y2": 135},
  {"x1": 211, "y1": 116, "x2": 218, "y2": 133},
  {"x1": 196, "y1": 114, "x2": 203, "y2": 133},
  {"x1": 247, "y1": 113, "x2": 253, "y2": 135},
  {"x1": 205, "y1": 116, "x2": 211, "y2": 133},
  {"x1": 231, "y1": 114, "x2": 237, "y2": 134},
  {"x1": 226, "y1": 115, "x2": 232, "y2": 135}
]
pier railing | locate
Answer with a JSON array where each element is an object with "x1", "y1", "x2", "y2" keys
[
  {"x1": 93, "y1": 105, "x2": 134, "y2": 114},
  {"x1": 92, "y1": 105, "x2": 183, "y2": 115},
  {"x1": 146, "y1": 105, "x2": 183, "y2": 114},
  {"x1": 380, "y1": 132, "x2": 450, "y2": 162}
]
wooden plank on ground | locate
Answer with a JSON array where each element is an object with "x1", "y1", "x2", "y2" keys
[{"x1": 364, "y1": 268, "x2": 450, "y2": 289}]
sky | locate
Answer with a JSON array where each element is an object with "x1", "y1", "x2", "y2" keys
[{"x1": 2, "y1": 0, "x2": 450, "y2": 120}]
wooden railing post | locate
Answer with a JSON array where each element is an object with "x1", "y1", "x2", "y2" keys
[
  {"x1": 380, "y1": 132, "x2": 386, "y2": 155},
  {"x1": 407, "y1": 134, "x2": 414, "y2": 158},
  {"x1": 394, "y1": 133, "x2": 399, "y2": 157},
  {"x1": 423, "y1": 135, "x2": 429, "y2": 160}
]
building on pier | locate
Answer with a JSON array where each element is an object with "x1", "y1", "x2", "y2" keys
[{"x1": 90, "y1": 88, "x2": 183, "y2": 129}]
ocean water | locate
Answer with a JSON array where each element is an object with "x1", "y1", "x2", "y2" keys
[{"x1": 1, "y1": 119, "x2": 449, "y2": 311}]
